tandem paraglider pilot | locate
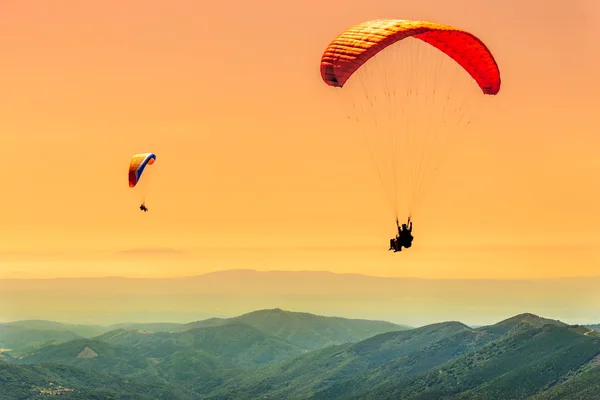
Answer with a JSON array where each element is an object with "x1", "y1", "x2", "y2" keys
[{"x1": 389, "y1": 218, "x2": 413, "y2": 253}]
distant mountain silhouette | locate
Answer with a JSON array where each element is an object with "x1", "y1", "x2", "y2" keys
[{"x1": 1, "y1": 270, "x2": 599, "y2": 326}]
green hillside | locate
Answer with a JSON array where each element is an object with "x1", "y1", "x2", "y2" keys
[
  {"x1": 96, "y1": 323, "x2": 304, "y2": 366},
  {"x1": 0, "y1": 361, "x2": 191, "y2": 400},
  {"x1": 13, "y1": 339, "x2": 154, "y2": 377},
  {"x1": 0, "y1": 326, "x2": 83, "y2": 356},
  {"x1": 206, "y1": 321, "x2": 487, "y2": 399},
  {"x1": 534, "y1": 363, "x2": 600, "y2": 400},
  {"x1": 363, "y1": 323, "x2": 599, "y2": 399},
  {"x1": 207, "y1": 314, "x2": 600, "y2": 400},
  {"x1": 178, "y1": 308, "x2": 409, "y2": 350},
  {"x1": 156, "y1": 350, "x2": 242, "y2": 395},
  {"x1": 3, "y1": 311, "x2": 599, "y2": 400}
]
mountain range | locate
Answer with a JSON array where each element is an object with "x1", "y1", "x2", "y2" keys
[
  {"x1": 2, "y1": 269, "x2": 600, "y2": 326},
  {"x1": 0, "y1": 308, "x2": 599, "y2": 399}
]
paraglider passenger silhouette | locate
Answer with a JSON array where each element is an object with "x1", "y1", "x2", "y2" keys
[
  {"x1": 389, "y1": 218, "x2": 402, "y2": 252},
  {"x1": 140, "y1": 203, "x2": 148, "y2": 212},
  {"x1": 389, "y1": 237, "x2": 399, "y2": 252}
]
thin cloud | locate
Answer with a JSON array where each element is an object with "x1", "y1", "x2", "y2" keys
[
  {"x1": 435, "y1": 243, "x2": 597, "y2": 253},
  {"x1": 116, "y1": 248, "x2": 186, "y2": 256},
  {"x1": 4, "y1": 270, "x2": 32, "y2": 278},
  {"x1": 0, "y1": 251, "x2": 65, "y2": 259}
]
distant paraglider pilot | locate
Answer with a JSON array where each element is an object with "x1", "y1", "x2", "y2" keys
[
  {"x1": 389, "y1": 218, "x2": 413, "y2": 252},
  {"x1": 129, "y1": 152, "x2": 156, "y2": 214}
]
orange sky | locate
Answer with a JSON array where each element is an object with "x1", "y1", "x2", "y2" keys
[{"x1": 0, "y1": 0, "x2": 599, "y2": 280}]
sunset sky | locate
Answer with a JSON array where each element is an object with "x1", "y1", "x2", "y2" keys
[{"x1": 0, "y1": 0, "x2": 599, "y2": 280}]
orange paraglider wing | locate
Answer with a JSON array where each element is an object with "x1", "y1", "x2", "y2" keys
[
  {"x1": 320, "y1": 19, "x2": 501, "y2": 95},
  {"x1": 128, "y1": 153, "x2": 156, "y2": 188}
]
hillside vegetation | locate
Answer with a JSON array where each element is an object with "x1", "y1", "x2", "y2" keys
[{"x1": 1, "y1": 310, "x2": 598, "y2": 399}]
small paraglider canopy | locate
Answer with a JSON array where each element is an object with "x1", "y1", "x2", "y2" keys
[
  {"x1": 129, "y1": 153, "x2": 156, "y2": 211},
  {"x1": 129, "y1": 153, "x2": 156, "y2": 188}
]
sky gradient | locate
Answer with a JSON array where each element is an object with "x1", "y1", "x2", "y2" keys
[{"x1": 0, "y1": 0, "x2": 599, "y2": 280}]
